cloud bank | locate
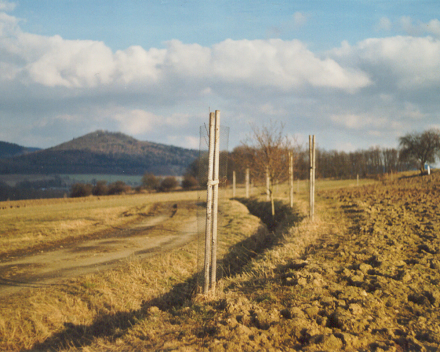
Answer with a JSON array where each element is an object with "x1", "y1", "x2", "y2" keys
[{"x1": 0, "y1": 6, "x2": 440, "y2": 152}]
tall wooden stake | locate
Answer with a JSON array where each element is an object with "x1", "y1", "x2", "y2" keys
[
  {"x1": 309, "y1": 135, "x2": 315, "y2": 220},
  {"x1": 232, "y1": 171, "x2": 236, "y2": 198},
  {"x1": 204, "y1": 112, "x2": 215, "y2": 294},
  {"x1": 210, "y1": 110, "x2": 220, "y2": 292},
  {"x1": 266, "y1": 167, "x2": 270, "y2": 202},
  {"x1": 245, "y1": 168, "x2": 250, "y2": 198},
  {"x1": 312, "y1": 136, "x2": 315, "y2": 217},
  {"x1": 289, "y1": 151, "x2": 294, "y2": 208}
]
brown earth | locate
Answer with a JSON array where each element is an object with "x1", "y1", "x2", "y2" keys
[
  {"x1": 0, "y1": 201, "x2": 201, "y2": 297},
  {"x1": 96, "y1": 173, "x2": 440, "y2": 351}
]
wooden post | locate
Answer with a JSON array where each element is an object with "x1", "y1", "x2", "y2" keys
[
  {"x1": 204, "y1": 112, "x2": 215, "y2": 294},
  {"x1": 232, "y1": 171, "x2": 236, "y2": 198},
  {"x1": 309, "y1": 135, "x2": 315, "y2": 220},
  {"x1": 210, "y1": 110, "x2": 220, "y2": 292},
  {"x1": 270, "y1": 180, "x2": 275, "y2": 217},
  {"x1": 313, "y1": 136, "x2": 315, "y2": 216},
  {"x1": 357, "y1": 174, "x2": 359, "y2": 187},
  {"x1": 309, "y1": 135, "x2": 312, "y2": 219},
  {"x1": 245, "y1": 168, "x2": 250, "y2": 198},
  {"x1": 266, "y1": 167, "x2": 270, "y2": 202},
  {"x1": 289, "y1": 151, "x2": 294, "y2": 208}
]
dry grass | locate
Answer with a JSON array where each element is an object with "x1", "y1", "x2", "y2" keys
[
  {"x1": 0, "y1": 196, "x2": 267, "y2": 351},
  {"x1": 0, "y1": 191, "x2": 199, "y2": 256},
  {"x1": 220, "y1": 187, "x2": 346, "y2": 291}
]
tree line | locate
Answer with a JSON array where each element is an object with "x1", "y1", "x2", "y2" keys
[
  {"x1": 184, "y1": 126, "x2": 440, "y2": 188},
  {"x1": 294, "y1": 146, "x2": 411, "y2": 180},
  {"x1": 69, "y1": 173, "x2": 199, "y2": 198}
]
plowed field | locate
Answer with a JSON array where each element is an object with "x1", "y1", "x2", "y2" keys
[{"x1": 118, "y1": 173, "x2": 440, "y2": 351}]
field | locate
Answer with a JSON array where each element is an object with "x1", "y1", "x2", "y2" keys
[
  {"x1": 0, "y1": 173, "x2": 439, "y2": 351},
  {"x1": 0, "y1": 174, "x2": 146, "y2": 188},
  {"x1": 60, "y1": 174, "x2": 146, "y2": 186},
  {"x1": 0, "y1": 190, "x2": 201, "y2": 258}
]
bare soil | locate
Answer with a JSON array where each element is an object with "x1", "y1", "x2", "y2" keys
[{"x1": 0, "y1": 201, "x2": 200, "y2": 297}]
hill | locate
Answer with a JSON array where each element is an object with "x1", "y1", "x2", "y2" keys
[
  {"x1": 0, "y1": 130, "x2": 199, "y2": 176},
  {"x1": 0, "y1": 141, "x2": 40, "y2": 159}
]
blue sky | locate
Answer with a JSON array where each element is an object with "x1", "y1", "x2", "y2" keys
[{"x1": 1, "y1": 0, "x2": 440, "y2": 153}]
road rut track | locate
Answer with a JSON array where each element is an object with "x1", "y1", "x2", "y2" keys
[{"x1": 0, "y1": 200, "x2": 201, "y2": 297}]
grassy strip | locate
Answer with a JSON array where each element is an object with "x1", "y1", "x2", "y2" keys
[
  {"x1": 0, "y1": 191, "x2": 198, "y2": 257},
  {"x1": 235, "y1": 197, "x2": 303, "y2": 231}
]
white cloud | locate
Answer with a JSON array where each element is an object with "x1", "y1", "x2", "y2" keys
[
  {"x1": 184, "y1": 136, "x2": 199, "y2": 149},
  {"x1": 210, "y1": 39, "x2": 371, "y2": 92},
  {"x1": 330, "y1": 35, "x2": 440, "y2": 89},
  {"x1": 399, "y1": 16, "x2": 421, "y2": 36},
  {"x1": 403, "y1": 102, "x2": 425, "y2": 120},
  {"x1": 97, "y1": 107, "x2": 196, "y2": 138},
  {"x1": 164, "y1": 39, "x2": 211, "y2": 78},
  {"x1": 0, "y1": 11, "x2": 18, "y2": 37},
  {"x1": 426, "y1": 19, "x2": 440, "y2": 37},
  {"x1": 0, "y1": 14, "x2": 371, "y2": 94},
  {"x1": 114, "y1": 45, "x2": 165, "y2": 84},
  {"x1": 259, "y1": 103, "x2": 286, "y2": 116},
  {"x1": 375, "y1": 17, "x2": 392, "y2": 31},
  {"x1": 0, "y1": 0, "x2": 15, "y2": 12},
  {"x1": 292, "y1": 12, "x2": 308, "y2": 28},
  {"x1": 26, "y1": 36, "x2": 115, "y2": 87},
  {"x1": 109, "y1": 109, "x2": 158, "y2": 135},
  {"x1": 165, "y1": 113, "x2": 190, "y2": 127},
  {"x1": 330, "y1": 113, "x2": 387, "y2": 130},
  {"x1": 398, "y1": 16, "x2": 440, "y2": 38}
]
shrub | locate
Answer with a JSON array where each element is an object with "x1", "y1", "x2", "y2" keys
[
  {"x1": 142, "y1": 173, "x2": 160, "y2": 192},
  {"x1": 108, "y1": 181, "x2": 129, "y2": 195},
  {"x1": 159, "y1": 176, "x2": 178, "y2": 192},
  {"x1": 70, "y1": 183, "x2": 92, "y2": 198},
  {"x1": 92, "y1": 180, "x2": 108, "y2": 196},
  {"x1": 181, "y1": 174, "x2": 198, "y2": 189}
]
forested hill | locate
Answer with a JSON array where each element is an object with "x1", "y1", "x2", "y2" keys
[
  {"x1": 0, "y1": 141, "x2": 40, "y2": 159},
  {"x1": 0, "y1": 131, "x2": 199, "y2": 176}
]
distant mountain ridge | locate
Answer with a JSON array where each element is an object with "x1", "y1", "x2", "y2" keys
[
  {"x1": 0, "y1": 141, "x2": 41, "y2": 159},
  {"x1": 0, "y1": 131, "x2": 199, "y2": 176}
]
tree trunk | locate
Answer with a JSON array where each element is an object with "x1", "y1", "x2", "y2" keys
[{"x1": 270, "y1": 188, "x2": 275, "y2": 217}]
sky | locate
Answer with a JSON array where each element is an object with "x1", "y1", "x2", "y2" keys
[{"x1": 1, "y1": 0, "x2": 440, "y2": 152}]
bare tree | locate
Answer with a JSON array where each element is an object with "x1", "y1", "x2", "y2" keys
[
  {"x1": 382, "y1": 148, "x2": 399, "y2": 174},
  {"x1": 399, "y1": 129, "x2": 440, "y2": 174},
  {"x1": 240, "y1": 121, "x2": 293, "y2": 216}
]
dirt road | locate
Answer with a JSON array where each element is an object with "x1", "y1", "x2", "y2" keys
[{"x1": 0, "y1": 201, "x2": 202, "y2": 297}]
